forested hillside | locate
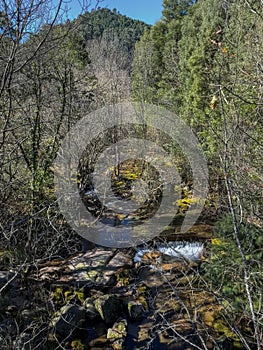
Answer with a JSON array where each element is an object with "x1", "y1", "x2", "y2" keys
[
  {"x1": 76, "y1": 8, "x2": 151, "y2": 54},
  {"x1": 74, "y1": 8, "x2": 150, "y2": 105},
  {"x1": 0, "y1": 0, "x2": 262, "y2": 349}
]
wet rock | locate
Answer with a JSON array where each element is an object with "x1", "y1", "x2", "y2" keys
[
  {"x1": 162, "y1": 223, "x2": 213, "y2": 241},
  {"x1": 155, "y1": 319, "x2": 196, "y2": 349},
  {"x1": 94, "y1": 294, "x2": 123, "y2": 324},
  {"x1": 83, "y1": 297, "x2": 99, "y2": 320},
  {"x1": 50, "y1": 304, "x2": 86, "y2": 336},
  {"x1": 127, "y1": 300, "x2": 145, "y2": 321}
]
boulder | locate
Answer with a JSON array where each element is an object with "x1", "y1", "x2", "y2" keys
[
  {"x1": 83, "y1": 297, "x2": 99, "y2": 320},
  {"x1": 94, "y1": 294, "x2": 122, "y2": 324},
  {"x1": 106, "y1": 252, "x2": 133, "y2": 272},
  {"x1": 64, "y1": 249, "x2": 115, "y2": 286},
  {"x1": 127, "y1": 301, "x2": 145, "y2": 321},
  {"x1": 107, "y1": 318, "x2": 127, "y2": 350},
  {"x1": 50, "y1": 304, "x2": 86, "y2": 336},
  {"x1": 107, "y1": 318, "x2": 127, "y2": 340}
]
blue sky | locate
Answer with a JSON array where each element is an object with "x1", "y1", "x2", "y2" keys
[{"x1": 67, "y1": 0, "x2": 163, "y2": 24}]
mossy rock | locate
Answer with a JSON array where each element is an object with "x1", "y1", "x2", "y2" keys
[
  {"x1": 50, "y1": 304, "x2": 86, "y2": 336},
  {"x1": 107, "y1": 319, "x2": 127, "y2": 350},
  {"x1": 213, "y1": 319, "x2": 241, "y2": 342},
  {"x1": 71, "y1": 339, "x2": 85, "y2": 350},
  {"x1": 94, "y1": 294, "x2": 123, "y2": 324},
  {"x1": 83, "y1": 297, "x2": 99, "y2": 320},
  {"x1": 107, "y1": 318, "x2": 127, "y2": 340},
  {"x1": 127, "y1": 300, "x2": 145, "y2": 320}
]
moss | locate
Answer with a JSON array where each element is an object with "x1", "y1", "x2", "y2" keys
[
  {"x1": 137, "y1": 284, "x2": 147, "y2": 295},
  {"x1": 138, "y1": 295, "x2": 148, "y2": 312},
  {"x1": 211, "y1": 238, "x2": 224, "y2": 245},
  {"x1": 116, "y1": 271, "x2": 130, "y2": 286},
  {"x1": 176, "y1": 196, "x2": 200, "y2": 212},
  {"x1": 213, "y1": 319, "x2": 240, "y2": 341},
  {"x1": 86, "y1": 270, "x2": 99, "y2": 280},
  {"x1": 71, "y1": 339, "x2": 85, "y2": 350},
  {"x1": 53, "y1": 287, "x2": 63, "y2": 301},
  {"x1": 75, "y1": 291, "x2": 85, "y2": 303},
  {"x1": 64, "y1": 288, "x2": 85, "y2": 303},
  {"x1": 0, "y1": 250, "x2": 11, "y2": 258},
  {"x1": 233, "y1": 340, "x2": 244, "y2": 349},
  {"x1": 0, "y1": 250, "x2": 12, "y2": 265},
  {"x1": 64, "y1": 290, "x2": 73, "y2": 303},
  {"x1": 107, "y1": 319, "x2": 127, "y2": 341},
  {"x1": 75, "y1": 262, "x2": 86, "y2": 269}
]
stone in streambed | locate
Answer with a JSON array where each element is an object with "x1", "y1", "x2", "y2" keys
[
  {"x1": 50, "y1": 304, "x2": 85, "y2": 336},
  {"x1": 94, "y1": 294, "x2": 122, "y2": 324},
  {"x1": 107, "y1": 318, "x2": 127, "y2": 350},
  {"x1": 83, "y1": 297, "x2": 99, "y2": 320},
  {"x1": 127, "y1": 300, "x2": 145, "y2": 321}
]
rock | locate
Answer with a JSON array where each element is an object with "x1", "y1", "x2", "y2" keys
[
  {"x1": 172, "y1": 318, "x2": 193, "y2": 334},
  {"x1": 127, "y1": 301, "x2": 145, "y2": 321},
  {"x1": 83, "y1": 297, "x2": 99, "y2": 320},
  {"x1": 133, "y1": 249, "x2": 161, "y2": 264},
  {"x1": 50, "y1": 304, "x2": 86, "y2": 336},
  {"x1": 112, "y1": 339, "x2": 125, "y2": 350},
  {"x1": 89, "y1": 335, "x2": 108, "y2": 347},
  {"x1": 107, "y1": 319, "x2": 127, "y2": 350},
  {"x1": 64, "y1": 249, "x2": 115, "y2": 286},
  {"x1": 37, "y1": 265, "x2": 62, "y2": 281},
  {"x1": 107, "y1": 318, "x2": 127, "y2": 340},
  {"x1": 106, "y1": 252, "x2": 133, "y2": 274},
  {"x1": 136, "y1": 319, "x2": 155, "y2": 348},
  {"x1": 137, "y1": 266, "x2": 165, "y2": 288},
  {"x1": 34, "y1": 249, "x2": 133, "y2": 288},
  {"x1": 94, "y1": 294, "x2": 122, "y2": 324},
  {"x1": 155, "y1": 290, "x2": 181, "y2": 316}
]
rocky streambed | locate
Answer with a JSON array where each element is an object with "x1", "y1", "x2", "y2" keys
[{"x1": 0, "y1": 224, "x2": 246, "y2": 350}]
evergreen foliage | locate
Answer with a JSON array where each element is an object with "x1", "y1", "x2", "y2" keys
[
  {"x1": 132, "y1": 1, "x2": 263, "y2": 346},
  {"x1": 75, "y1": 8, "x2": 150, "y2": 54},
  {"x1": 1, "y1": 1, "x2": 263, "y2": 347}
]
